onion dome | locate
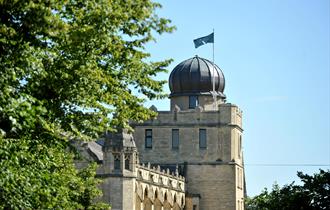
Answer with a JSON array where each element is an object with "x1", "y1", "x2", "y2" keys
[{"x1": 169, "y1": 56, "x2": 225, "y2": 98}]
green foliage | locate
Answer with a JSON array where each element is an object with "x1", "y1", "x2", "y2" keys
[
  {"x1": 246, "y1": 169, "x2": 330, "y2": 210},
  {"x1": 0, "y1": 137, "x2": 105, "y2": 209},
  {"x1": 0, "y1": 0, "x2": 174, "y2": 209}
]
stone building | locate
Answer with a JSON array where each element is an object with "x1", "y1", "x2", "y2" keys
[{"x1": 78, "y1": 56, "x2": 245, "y2": 210}]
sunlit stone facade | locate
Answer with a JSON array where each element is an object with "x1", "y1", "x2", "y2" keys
[{"x1": 78, "y1": 56, "x2": 245, "y2": 210}]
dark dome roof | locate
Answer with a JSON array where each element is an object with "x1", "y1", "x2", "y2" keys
[{"x1": 169, "y1": 56, "x2": 225, "y2": 98}]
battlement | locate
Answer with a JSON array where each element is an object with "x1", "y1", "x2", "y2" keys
[{"x1": 137, "y1": 162, "x2": 185, "y2": 192}]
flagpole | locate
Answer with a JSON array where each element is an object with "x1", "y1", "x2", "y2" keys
[
  {"x1": 212, "y1": 28, "x2": 217, "y2": 110},
  {"x1": 193, "y1": 31, "x2": 217, "y2": 109},
  {"x1": 212, "y1": 28, "x2": 215, "y2": 92}
]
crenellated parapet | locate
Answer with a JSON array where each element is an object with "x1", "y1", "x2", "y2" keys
[
  {"x1": 135, "y1": 163, "x2": 185, "y2": 209},
  {"x1": 137, "y1": 163, "x2": 185, "y2": 191}
]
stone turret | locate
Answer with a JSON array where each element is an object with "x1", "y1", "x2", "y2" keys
[{"x1": 103, "y1": 128, "x2": 138, "y2": 176}]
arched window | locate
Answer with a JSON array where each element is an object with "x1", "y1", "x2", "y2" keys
[
  {"x1": 144, "y1": 188, "x2": 148, "y2": 197},
  {"x1": 163, "y1": 193, "x2": 171, "y2": 210},
  {"x1": 125, "y1": 156, "x2": 130, "y2": 170},
  {"x1": 154, "y1": 190, "x2": 162, "y2": 210},
  {"x1": 114, "y1": 155, "x2": 120, "y2": 170},
  {"x1": 143, "y1": 188, "x2": 152, "y2": 210}
]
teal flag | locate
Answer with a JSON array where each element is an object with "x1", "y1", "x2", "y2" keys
[{"x1": 193, "y1": 32, "x2": 214, "y2": 48}]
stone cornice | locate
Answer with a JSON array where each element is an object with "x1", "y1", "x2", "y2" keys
[{"x1": 131, "y1": 122, "x2": 243, "y2": 131}]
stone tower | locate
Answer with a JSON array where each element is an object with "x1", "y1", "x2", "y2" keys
[
  {"x1": 100, "y1": 129, "x2": 186, "y2": 210},
  {"x1": 101, "y1": 129, "x2": 139, "y2": 210},
  {"x1": 132, "y1": 56, "x2": 245, "y2": 210}
]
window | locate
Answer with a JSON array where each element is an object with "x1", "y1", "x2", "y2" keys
[
  {"x1": 172, "y1": 129, "x2": 179, "y2": 149},
  {"x1": 189, "y1": 96, "x2": 198, "y2": 109},
  {"x1": 145, "y1": 129, "x2": 152, "y2": 148},
  {"x1": 240, "y1": 168, "x2": 243, "y2": 188},
  {"x1": 199, "y1": 129, "x2": 207, "y2": 149},
  {"x1": 125, "y1": 156, "x2": 130, "y2": 170},
  {"x1": 237, "y1": 134, "x2": 242, "y2": 158},
  {"x1": 144, "y1": 188, "x2": 148, "y2": 197},
  {"x1": 238, "y1": 135, "x2": 242, "y2": 158},
  {"x1": 237, "y1": 168, "x2": 239, "y2": 188},
  {"x1": 114, "y1": 155, "x2": 120, "y2": 170},
  {"x1": 237, "y1": 168, "x2": 243, "y2": 189}
]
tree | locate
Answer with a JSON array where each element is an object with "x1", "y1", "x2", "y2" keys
[
  {"x1": 0, "y1": 0, "x2": 174, "y2": 209},
  {"x1": 246, "y1": 169, "x2": 330, "y2": 210}
]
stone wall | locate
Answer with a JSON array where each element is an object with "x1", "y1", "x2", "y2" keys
[
  {"x1": 99, "y1": 162, "x2": 185, "y2": 210},
  {"x1": 185, "y1": 164, "x2": 237, "y2": 210},
  {"x1": 132, "y1": 103, "x2": 243, "y2": 164},
  {"x1": 75, "y1": 101, "x2": 245, "y2": 210},
  {"x1": 100, "y1": 177, "x2": 135, "y2": 210},
  {"x1": 132, "y1": 103, "x2": 245, "y2": 210},
  {"x1": 135, "y1": 163, "x2": 185, "y2": 210}
]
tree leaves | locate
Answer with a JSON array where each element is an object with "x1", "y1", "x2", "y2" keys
[
  {"x1": 246, "y1": 170, "x2": 330, "y2": 210},
  {"x1": 0, "y1": 0, "x2": 174, "y2": 208}
]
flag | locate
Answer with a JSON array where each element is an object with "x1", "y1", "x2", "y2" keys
[{"x1": 193, "y1": 32, "x2": 214, "y2": 48}]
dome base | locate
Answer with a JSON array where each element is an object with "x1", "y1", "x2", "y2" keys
[{"x1": 170, "y1": 91, "x2": 226, "y2": 99}]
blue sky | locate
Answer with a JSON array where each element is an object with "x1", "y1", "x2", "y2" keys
[{"x1": 144, "y1": 0, "x2": 330, "y2": 196}]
